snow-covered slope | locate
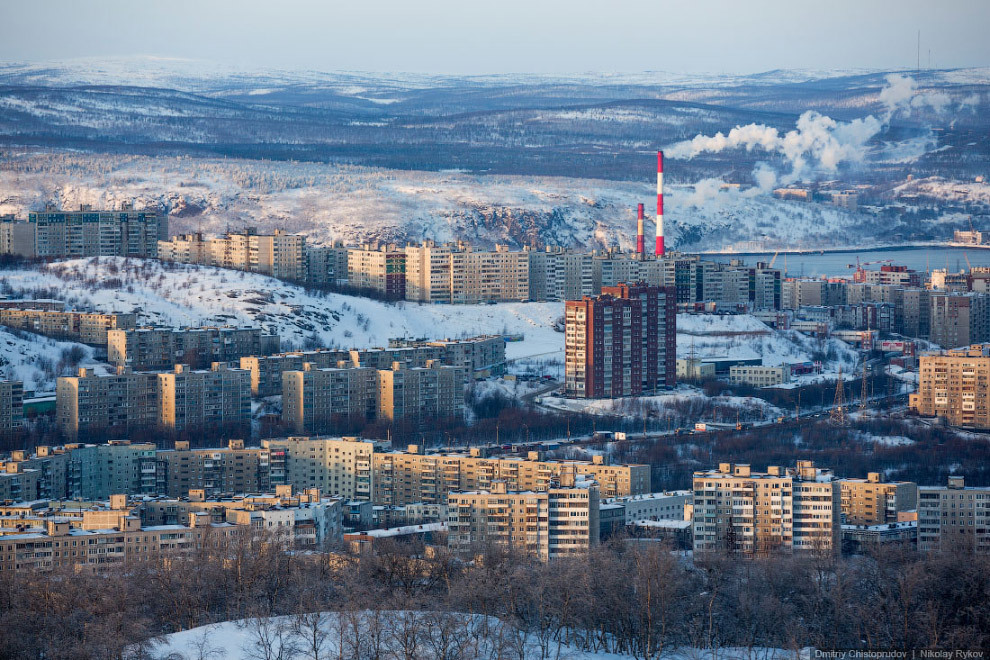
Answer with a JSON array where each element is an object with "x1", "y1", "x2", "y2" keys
[
  {"x1": 0, "y1": 327, "x2": 97, "y2": 392},
  {"x1": 0, "y1": 258, "x2": 561, "y2": 358},
  {"x1": 1, "y1": 259, "x2": 858, "y2": 384},
  {"x1": 0, "y1": 151, "x2": 885, "y2": 252}
]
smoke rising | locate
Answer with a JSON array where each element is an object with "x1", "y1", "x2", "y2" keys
[
  {"x1": 666, "y1": 110, "x2": 882, "y2": 183},
  {"x1": 668, "y1": 72, "x2": 977, "y2": 196}
]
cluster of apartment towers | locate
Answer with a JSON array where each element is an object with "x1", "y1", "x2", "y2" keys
[{"x1": 0, "y1": 434, "x2": 984, "y2": 572}]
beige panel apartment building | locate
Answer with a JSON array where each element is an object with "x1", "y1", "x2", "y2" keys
[
  {"x1": 0, "y1": 309, "x2": 136, "y2": 345},
  {"x1": 57, "y1": 367, "x2": 160, "y2": 439},
  {"x1": 157, "y1": 363, "x2": 252, "y2": 432},
  {"x1": 346, "y1": 245, "x2": 406, "y2": 299},
  {"x1": 377, "y1": 361, "x2": 466, "y2": 423},
  {"x1": 282, "y1": 364, "x2": 377, "y2": 434},
  {"x1": 447, "y1": 473, "x2": 600, "y2": 561},
  {"x1": 262, "y1": 436, "x2": 376, "y2": 500},
  {"x1": 918, "y1": 476, "x2": 990, "y2": 554},
  {"x1": 910, "y1": 345, "x2": 990, "y2": 429},
  {"x1": 0, "y1": 381, "x2": 24, "y2": 434},
  {"x1": 839, "y1": 472, "x2": 918, "y2": 525},
  {"x1": 693, "y1": 461, "x2": 840, "y2": 555},
  {"x1": 404, "y1": 241, "x2": 529, "y2": 303},
  {"x1": 373, "y1": 447, "x2": 649, "y2": 506},
  {"x1": 156, "y1": 439, "x2": 269, "y2": 497}
]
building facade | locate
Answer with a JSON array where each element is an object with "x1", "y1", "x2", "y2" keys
[
  {"x1": 693, "y1": 461, "x2": 840, "y2": 555},
  {"x1": 447, "y1": 473, "x2": 600, "y2": 561},
  {"x1": 565, "y1": 283, "x2": 676, "y2": 398},
  {"x1": 918, "y1": 476, "x2": 990, "y2": 554},
  {"x1": 910, "y1": 345, "x2": 990, "y2": 429}
]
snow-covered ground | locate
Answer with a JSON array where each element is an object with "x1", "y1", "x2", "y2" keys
[
  {"x1": 0, "y1": 150, "x2": 892, "y2": 253},
  {"x1": 542, "y1": 386, "x2": 784, "y2": 424},
  {"x1": 677, "y1": 313, "x2": 861, "y2": 381},
  {"x1": 145, "y1": 610, "x2": 796, "y2": 660},
  {"x1": 0, "y1": 258, "x2": 561, "y2": 357},
  {"x1": 0, "y1": 327, "x2": 97, "y2": 392},
  {"x1": 851, "y1": 430, "x2": 916, "y2": 447}
]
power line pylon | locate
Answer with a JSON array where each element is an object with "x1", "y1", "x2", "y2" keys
[{"x1": 830, "y1": 367, "x2": 847, "y2": 426}]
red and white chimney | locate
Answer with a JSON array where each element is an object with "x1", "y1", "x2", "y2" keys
[
  {"x1": 636, "y1": 203, "x2": 645, "y2": 255},
  {"x1": 656, "y1": 150, "x2": 665, "y2": 257}
]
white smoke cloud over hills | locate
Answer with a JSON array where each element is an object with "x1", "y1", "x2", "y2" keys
[
  {"x1": 669, "y1": 73, "x2": 973, "y2": 203},
  {"x1": 667, "y1": 110, "x2": 882, "y2": 183}
]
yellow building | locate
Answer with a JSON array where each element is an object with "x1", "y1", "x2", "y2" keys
[
  {"x1": 447, "y1": 470, "x2": 600, "y2": 562},
  {"x1": 693, "y1": 461, "x2": 840, "y2": 555},
  {"x1": 838, "y1": 473, "x2": 917, "y2": 525},
  {"x1": 910, "y1": 345, "x2": 990, "y2": 428}
]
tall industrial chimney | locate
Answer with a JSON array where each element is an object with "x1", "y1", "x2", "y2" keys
[
  {"x1": 656, "y1": 150, "x2": 665, "y2": 257},
  {"x1": 636, "y1": 203, "x2": 645, "y2": 256}
]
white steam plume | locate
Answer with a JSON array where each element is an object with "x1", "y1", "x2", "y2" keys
[{"x1": 667, "y1": 110, "x2": 882, "y2": 182}]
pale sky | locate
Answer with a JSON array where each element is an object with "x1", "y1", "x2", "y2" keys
[{"x1": 3, "y1": 0, "x2": 988, "y2": 75}]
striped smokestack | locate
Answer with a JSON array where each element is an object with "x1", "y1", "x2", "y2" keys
[
  {"x1": 656, "y1": 150, "x2": 665, "y2": 256},
  {"x1": 636, "y1": 203, "x2": 645, "y2": 255}
]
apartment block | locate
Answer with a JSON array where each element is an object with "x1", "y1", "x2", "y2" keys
[
  {"x1": 565, "y1": 283, "x2": 676, "y2": 398},
  {"x1": 0, "y1": 309, "x2": 137, "y2": 345},
  {"x1": 347, "y1": 245, "x2": 406, "y2": 299},
  {"x1": 60, "y1": 441, "x2": 159, "y2": 499},
  {"x1": 240, "y1": 349, "x2": 351, "y2": 397},
  {"x1": 57, "y1": 367, "x2": 160, "y2": 439},
  {"x1": 262, "y1": 436, "x2": 376, "y2": 500},
  {"x1": 0, "y1": 205, "x2": 167, "y2": 258},
  {"x1": 156, "y1": 439, "x2": 270, "y2": 497},
  {"x1": 0, "y1": 489, "x2": 341, "y2": 574},
  {"x1": 918, "y1": 475, "x2": 990, "y2": 554},
  {"x1": 388, "y1": 335, "x2": 506, "y2": 378},
  {"x1": 910, "y1": 345, "x2": 990, "y2": 429},
  {"x1": 282, "y1": 364, "x2": 377, "y2": 434},
  {"x1": 838, "y1": 472, "x2": 918, "y2": 525},
  {"x1": 377, "y1": 361, "x2": 466, "y2": 424},
  {"x1": 0, "y1": 466, "x2": 41, "y2": 502},
  {"x1": 108, "y1": 326, "x2": 280, "y2": 370},
  {"x1": 526, "y1": 247, "x2": 594, "y2": 302},
  {"x1": 157, "y1": 363, "x2": 251, "y2": 432},
  {"x1": 404, "y1": 241, "x2": 529, "y2": 303},
  {"x1": 373, "y1": 446, "x2": 649, "y2": 506},
  {"x1": 447, "y1": 472, "x2": 600, "y2": 561},
  {"x1": 693, "y1": 461, "x2": 840, "y2": 555},
  {"x1": 929, "y1": 292, "x2": 990, "y2": 349},
  {"x1": 0, "y1": 381, "x2": 24, "y2": 434}
]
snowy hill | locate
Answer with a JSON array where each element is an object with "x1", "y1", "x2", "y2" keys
[
  {"x1": 0, "y1": 327, "x2": 97, "y2": 392},
  {"x1": 1, "y1": 259, "x2": 858, "y2": 387},
  {"x1": 0, "y1": 258, "x2": 562, "y2": 359},
  {"x1": 0, "y1": 151, "x2": 892, "y2": 252}
]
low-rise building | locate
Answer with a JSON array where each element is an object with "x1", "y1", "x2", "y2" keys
[
  {"x1": 605, "y1": 491, "x2": 691, "y2": 525},
  {"x1": 728, "y1": 365, "x2": 790, "y2": 387}
]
